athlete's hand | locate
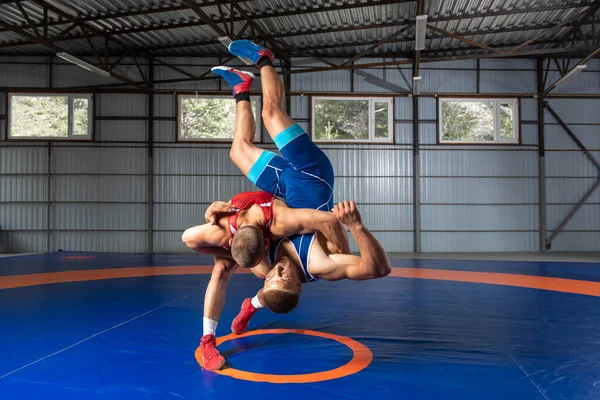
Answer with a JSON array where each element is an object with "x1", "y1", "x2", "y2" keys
[
  {"x1": 205, "y1": 201, "x2": 237, "y2": 225},
  {"x1": 333, "y1": 200, "x2": 363, "y2": 230}
]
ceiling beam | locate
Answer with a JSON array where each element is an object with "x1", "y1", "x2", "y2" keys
[
  {"x1": 0, "y1": 0, "x2": 595, "y2": 50},
  {"x1": 426, "y1": 25, "x2": 500, "y2": 53},
  {"x1": 0, "y1": 17, "x2": 143, "y2": 89},
  {"x1": 539, "y1": 45, "x2": 600, "y2": 97},
  {"x1": 508, "y1": 3, "x2": 600, "y2": 54}
]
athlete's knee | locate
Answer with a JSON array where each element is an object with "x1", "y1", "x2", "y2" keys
[
  {"x1": 211, "y1": 262, "x2": 236, "y2": 283},
  {"x1": 261, "y1": 98, "x2": 283, "y2": 121},
  {"x1": 229, "y1": 137, "x2": 248, "y2": 163}
]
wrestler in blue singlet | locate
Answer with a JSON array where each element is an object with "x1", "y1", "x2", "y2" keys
[{"x1": 247, "y1": 123, "x2": 334, "y2": 282}]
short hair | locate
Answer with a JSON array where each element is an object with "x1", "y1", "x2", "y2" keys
[
  {"x1": 231, "y1": 225, "x2": 265, "y2": 268},
  {"x1": 262, "y1": 288, "x2": 300, "y2": 314}
]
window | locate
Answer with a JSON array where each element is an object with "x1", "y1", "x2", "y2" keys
[
  {"x1": 312, "y1": 97, "x2": 393, "y2": 142},
  {"x1": 438, "y1": 98, "x2": 519, "y2": 144},
  {"x1": 7, "y1": 93, "x2": 93, "y2": 140},
  {"x1": 177, "y1": 95, "x2": 261, "y2": 141}
]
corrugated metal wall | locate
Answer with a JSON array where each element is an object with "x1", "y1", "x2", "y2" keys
[{"x1": 0, "y1": 56, "x2": 598, "y2": 253}]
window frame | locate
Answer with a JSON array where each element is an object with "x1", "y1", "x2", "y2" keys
[
  {"x1": 437, "y1": 97, "x2": 520, "y2": 145},
  {"x1": 311, "y1": 96, "x2": 394, "y2": 143},
  {"x1": 176, "y1": 94, "x2": 262, "y2": 142},
  {"x1": 6, "y1": 93, "x2": 94, "y2": 141}
]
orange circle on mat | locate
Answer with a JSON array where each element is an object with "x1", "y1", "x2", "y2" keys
[{"x1": 194, "y1": 329, "x2": 373, "y2": 383}]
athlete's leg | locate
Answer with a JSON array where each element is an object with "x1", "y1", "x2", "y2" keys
[
  {"x1": 228, "y1": 41, "x2": 333, "y2": 180},
  {"x1": 228, "y1": 41, "x2": 293, "y2": 140},
  {"x1": 200, "y1": 257, "x2": 238, "y2": 371}
]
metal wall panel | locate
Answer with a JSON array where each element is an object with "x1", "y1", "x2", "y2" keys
[
  {"x1": 421, "y1": 150, "x2": 537, "y2": 176},
  {"x1": 323, "y1": 148, "x2": 412, "y2": 177},
  {"x1": 51, "y1": 176, "x2": 147, "y2": 202},
  {"x1": 52, "y1": 65, "x2": 120, "y2": 88},
  {"x1": 520, "y1": 124, "x2": 538, "y2": 146},
  {"x1": 291, "y1": 95, "x2": 309, "y2": 120},
  {"x1": 1, "y1": 56, "x2": 597, "y2": 254},
  {"x1": 419, "y1": 123, "x2": 438, "y2": 144},
  {"x1": 96, "y1": 120, "x2": 148, "y2": 142},
  {"x1": 549, "y1": 71, "x2": 600, "y2": 95},
  {"x1": 395, "y1": 122, "x2": 413, "y2": 144},
  {"x1": 479, "y1": 59, "x2": 536, "y2": 70},
  {"x1": 544, "y1": 125, "x2": 600, "y2": 150},
  {"x1": 153, "y1": 232, "x2": 188, "y2": 253},
  {"x1": 419, "y1": 97, "x2": 437, "y2": 120},
  {"x1": 549, "y1": 233, "x2": 600, "y2": 252},
  {"x1": 0, "y1": 176, "x2": 47, "y2": 201},
  {"x1": 545, "y1": 151, "x2": 600, "y2": 177},
  {"x1": 546, "y1": 99, "x2": 600, "y2": 124},
  {"x1": 51, "y1": 203, "x2": 146, "y2": 230},
  {"x1": 421, "y1": 178, "x2": 538, "y2": 204},
  {"x1": 421, "y1": 205, "x2": 538, "y2": 230},
  {"x1": 154, "y1": 175, "x2": 255, "y2": 203},
  {"x1": 0, "y1": 63, "x2": 48, "y2": 87},
  {"x1": 154, "y1": 94, "x2": 176, "y2": 118},
  {"x1": 97, "y1": 93, "x2": 147, "y2": 117},
  {"x1": 51, "y1": 147, "x2": 147, "y2": 174},
  {"x1": 334, "y1": 177, "x2": 413, "y2": 204},
  {"x1": 0, "y1": 204, "x2": 47, "y2": 230},
  {"x1": 422, "y1": 232, "x2": 538, "y2": 252},
  {"x1": 154, "y1": 121, "x2": 176, "y2": 143},
  {"x1": 154, "y1": 204, "x2": 205, "y2": 231},
  {"x1": 520, "y1": 99, "x2": 537, "y2": 121},
  {"x1": 422, "y1": 69, "x2": 477, "y2": 93},
  {"x1": 480, "y1": 70, "x2": 537, "y2": 93},
  {"x1": 0, "y1": 146, "x2": 48, "y2": 173},
  {"x1": 0, "y1": 232, "x2": 47, "y2": 253},
  {"x1": 546, "y1": 205, "x2": 600, "y2": 231},
  {"x1": 154, "y1": 147, "x2": 241, "y2": 175},
  {"x1": 292, "y1": 70, "x2": 351, "y2": 92},
  {"x1": 395, "y1": 97, "x2": 412, "y2": 120}
]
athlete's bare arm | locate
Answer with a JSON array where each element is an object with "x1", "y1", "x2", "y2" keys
[
  {"x1": 271, "y1": 200, "x2": 350, "y2": 254},
  {"x1": 182, "y1": 222, "x2": 231, "y2": 252},
  {"x1": 308, "y1": 201, "x2": 391, "y2": 281}
]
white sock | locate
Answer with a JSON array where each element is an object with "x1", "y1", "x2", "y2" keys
[
  {"x1": 203, "y1": 317, "x2": 218, "y2": 336},
  {"x1": 251, "y1": 295, "x2": 264, "y2": 309}
]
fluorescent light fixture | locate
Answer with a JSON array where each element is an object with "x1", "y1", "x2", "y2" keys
[
  {"x1": 413, "y1": 76, "x2": 422, "y2": 95},
  {"x1": 56, "y1": 52, "x2": 110, "y2": 77},
  {"x1": 415, "y1": 15, "x2": 428, "y2": 51},
  {"x1": 218, "y1": 36, "x2": 254, "y2": 65},
  {"x1": 555, "y1": 64, "x2": 586, "y2": 87}
]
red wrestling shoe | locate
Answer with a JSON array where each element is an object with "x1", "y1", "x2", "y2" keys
[
  {"x1": 200, "y1": 334, "x2": 225, "y2": 371},
  {"x1": 231, "y1": 298, "x2": 259, "y2": 334}
]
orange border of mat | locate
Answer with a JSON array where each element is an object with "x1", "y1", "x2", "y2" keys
[
  {"x1": 194, "y1": 329, "x2": 373, "y2": 383},
  {"x1": 2, "y1": 266, "x2": 600, "y2": 298}
]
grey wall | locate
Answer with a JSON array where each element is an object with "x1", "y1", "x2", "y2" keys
[{"x1": 0, "y1": 56, "x2": 598, "y2": 253}]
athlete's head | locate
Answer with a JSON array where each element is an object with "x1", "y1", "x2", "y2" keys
[
  {"x1": 231, "y1": 225, "x2": 265, "y2": 268},
  {"x1": 261, "y1": 256, "x2": 302, "y2": 314}
]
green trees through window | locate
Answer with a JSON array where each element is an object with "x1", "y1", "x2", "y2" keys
[
  {"x1": 179, "y1": 97, "x2": 260, "y2": 140},
  {"x1": 313, "y1": 98, "x2": 392, "y2": 142},
  {"x1": 9, "y1": 94, "x2": 92, "y2": 139},
  {"x1": 440, "y1": 99, "x2": 517, "y2": 143}
]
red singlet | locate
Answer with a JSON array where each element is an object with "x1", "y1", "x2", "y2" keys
[{"x1": 227, "y1": 191, "x2": 275, "y2": 245}]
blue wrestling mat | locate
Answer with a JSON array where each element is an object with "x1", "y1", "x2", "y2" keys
[{"x1": 1, "y1": 252, "x2": 600, "y2": 399}]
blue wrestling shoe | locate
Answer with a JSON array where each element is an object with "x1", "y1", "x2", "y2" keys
[
  {"x1": 228, "y1": 40, "x2": 275, "y2": 66},
  {"x1": 211, "y1": 66, "x2": 255, "y2": 95}
]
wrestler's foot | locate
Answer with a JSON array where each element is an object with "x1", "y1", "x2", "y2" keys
[
  {"x1": 231, "y1": 298, "x2": 259, "y2": 334},
  {"x1": 211, "y1": 66, "x2": 255, "y2": 95},
  {"x1": 200, "y1": 334, "x2": 225, "y2": 371},
  {"x1": 228, "y1": 40, "x2": 275, "y2": 67}
]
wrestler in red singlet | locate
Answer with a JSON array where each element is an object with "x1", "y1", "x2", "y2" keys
[{"x1": 227, "y1": 191, "x2": 275, "y2": 246}]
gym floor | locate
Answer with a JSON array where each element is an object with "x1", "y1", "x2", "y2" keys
[{"x1": 1, "y1": 252, "x2": 599, "y2": 399}]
